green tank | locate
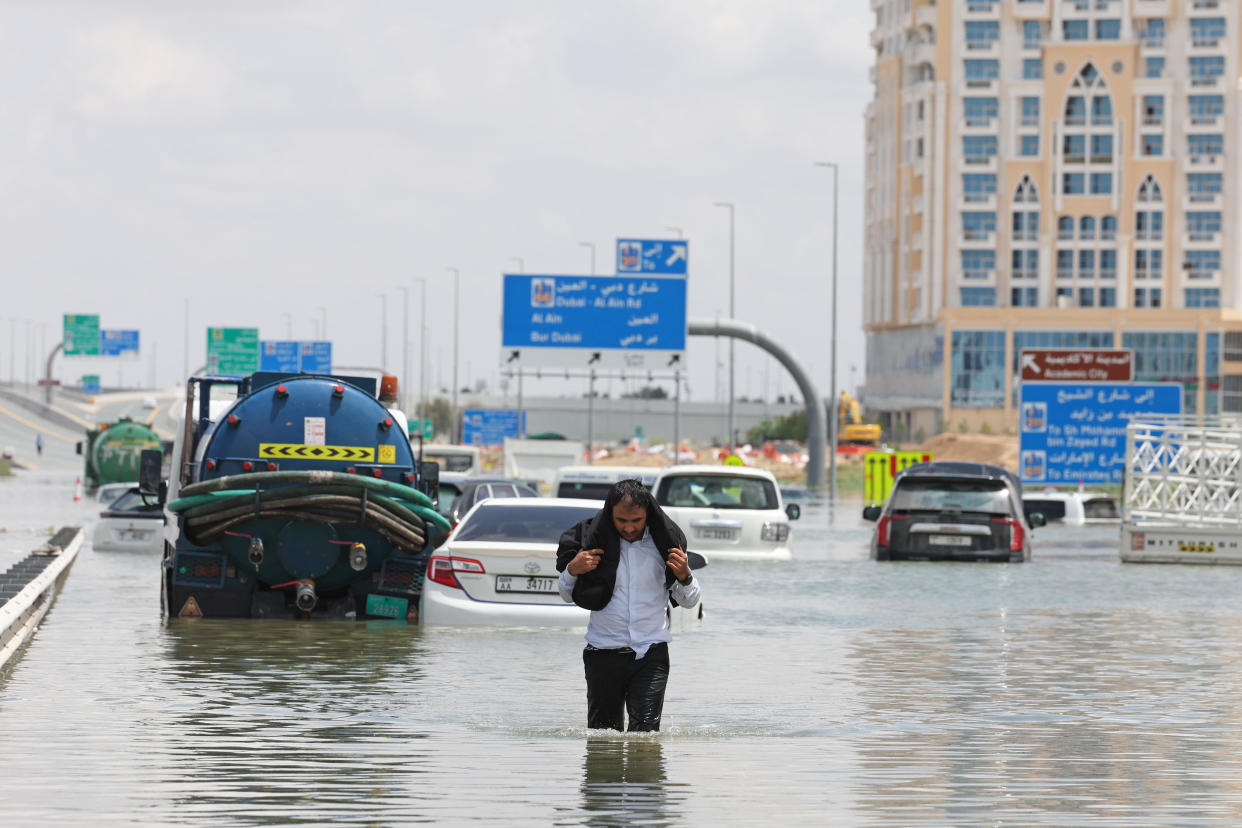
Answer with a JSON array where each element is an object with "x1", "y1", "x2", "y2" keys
[{"x1": 82, "y1": 418, "x2": 163, "y2": 488}]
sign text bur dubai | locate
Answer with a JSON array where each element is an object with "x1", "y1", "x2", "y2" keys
[{"x1": 501, "y1": 274, "x2": 687, "y2": 369}]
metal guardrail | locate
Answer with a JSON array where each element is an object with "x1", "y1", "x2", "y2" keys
[{"x1": 0, "y1": 527, "x2": 83, "y2": 671}]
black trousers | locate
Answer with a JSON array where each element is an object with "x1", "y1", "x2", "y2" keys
[{"x1": 582, "y1": 642, "x2": 670, "y2": 732}]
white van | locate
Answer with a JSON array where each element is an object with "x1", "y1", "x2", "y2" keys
[
  {"x1": 421, "y1": 443, "x2": 483, "y2": 475},
  {"x1": 552, "y1": 465, "x2": 660, "y2": 500}
]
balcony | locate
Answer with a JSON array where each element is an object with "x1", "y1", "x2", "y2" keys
[
  {"x1": 870, "y1": 27, "x2": 883, "y2": 49},
  {"x1": 1133, "y1": 0, "x2": 1171, "y2": 17},
  {"x1": 1189, "y1": 113, "x2": 1223, "y2": 129},
  {"x1": 907, "y1": 41, "x2": 936, "y2": 67},
  {"x1": 961, "y1": 269, "x2": 996, "y2": 281},
  {"x1": 1191, "y1": 75, "x2": 1222, "y2": 88},
  {"x1": 1136, "y1": 229, "x2": 1163, "y2": 242},
  {"x1": 1189, "y1": 154, "x2": 1222, "y2": 167},
  {"x1": 964, "y1": 0, "x2": 1000, "y2": 17},
  {"x1": 1192, "y1": 0, "x2": 1221, "y2": 8},
  {"x1": 1188, "y1": 230, "x2": 1220, "y2": 243},
  {"x1": 1185, "y1": 192, "x2": 1223, "y2": 209}
]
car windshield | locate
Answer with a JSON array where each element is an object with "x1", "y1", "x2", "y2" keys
[
  {"x1": 557, "y1": 481, "x2": 616, "y2": 500},
  {"x1": 430, "y1": 454, "x2": 474, "y2": 473},
  {"x1": 891, "y1": 478, "x2": 1011, "y2": 515},
  {"x1": 467, "y1": 483, "x2": 536, "y2": 508},
  {"x1": 656, "y1": 474, "x2": 778, "y2": 510},
  {"x1": 454, "y1": 503, "x2": 599, "y2": 543}
]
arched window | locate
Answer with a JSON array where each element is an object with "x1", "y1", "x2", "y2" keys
[
  {"x1": 1014, "y1": 176, "x2": 1038, "y2": 204},
  {"x1": 1137, "y1": 175, "x2": 1162, "y2": 203},
  {"x1": 1134, "y1": 174, "x2": 1164, "y2": 295},
  {"x1": 1012, "y1": 176, "x2": 1039, "y2": 241},
  {"x1": 1058, "y1": 215, "x2": 1074, "y2": 240},
  {"x1": 1061, "y1": 64, "x2": 1115, "y2": 196},
  {"x1": 1080, "y1": 216, "x2": 1096, "y2": 239}
]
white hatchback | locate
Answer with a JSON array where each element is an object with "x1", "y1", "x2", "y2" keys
[
  {"x1": 92, "y1": 486, "x2": 165, "y2": 553},
  {"x1": 652, "y1": 465, "x2": 799, "y2": 561},
  {"x1": 421, "y1": 498, "x2": 704, "y2": 628}
]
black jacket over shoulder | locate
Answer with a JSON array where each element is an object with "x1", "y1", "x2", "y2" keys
[{"x1": 555, "y1": 500, "x2": 688, "y2": 611}]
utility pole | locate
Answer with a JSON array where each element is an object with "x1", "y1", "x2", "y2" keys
[
  {"x1": 714, "y1": 201, "x2": 736, "y2": 449},
  {"x1": 815, "y1": 161, "x2": 841, "y2": 500},
  {"x1": 446, "y1": 267, "x2": 460, "y2": 442},
  {"x1": 396, "y1": 285, "x2": 409, "y2": 413}
]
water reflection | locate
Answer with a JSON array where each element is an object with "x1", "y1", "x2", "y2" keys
[
  {"x1": 571, "y1": 737, "x2": 682, "y2": 827},
  {"x1": 152, "y1": 620, "x2": 430, "y2": 825}
]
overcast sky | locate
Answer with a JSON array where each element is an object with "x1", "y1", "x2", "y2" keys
[{"x1": 1, "y1": 1, "x2": 872, "y2": 407}]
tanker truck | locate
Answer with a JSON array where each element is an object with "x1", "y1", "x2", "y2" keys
[
  {"x1": 78, "y1": 417, "x2": 165, "y2": 489},
  {"x1": 157, "y1": 371, "x2": 450, "y2": 620}
]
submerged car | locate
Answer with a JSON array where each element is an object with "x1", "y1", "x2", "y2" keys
[
  {"x1": 421, "y1": 497, "x2": 705, "y2": 627},
  {"x1": 652, "y1": 465, "x2": 799, "y2": 561},
  {"x1": 1022, "y1": 488, "x2": 1120, "y2": 526},
  {"x1": 863, "y1": 461, "x2": 1044, "y2": 562},
  {"x1": 448, "y1": 478, "x2": 539, "y2": 525},
  {"x1": 91, "y1": 486, "x2": 164, "y2": 553}
]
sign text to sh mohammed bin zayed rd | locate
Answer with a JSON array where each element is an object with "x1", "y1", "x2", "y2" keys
[{"x1": 501, "y1": 274, "x2": 687, "y2": 369}]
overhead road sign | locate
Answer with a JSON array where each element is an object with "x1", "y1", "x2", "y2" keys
[
  {"x1": 81, "y1": 374, "x2": 101, "y2": 394},
  {"x1": 101, "y1": 329, "x2": 140, "y2": 357},
  {"x1": 259, "y1": 340, "x2": 333, "y2": 373},
  {"x1": 408, "y1": 419, "x2": 434, "y2": 441},
  {"x1": 1020, "y1": 349, "x2": 1133, "y2": 383},
  {"x1": 501, "y1": 274, "x2": 687, "y2": 370},
  {"x1": 462, "y1": 409, "x2": 526, "y2": 446},
  {"x1": 617, "y1": 239, "x2": 688, "y2": 275},
  {"x1": 1019, "y1": 382, "x2": 1181, "y2": 485},
  {"x1": 63, "y1": 315, "x2": 101, "y2": 356},
  {"x1": 300, "y1": 341, "x2": 332, "y2": 373},
  {"x1": 207, "y1": 328, "x2": 259, "y2": 375}
]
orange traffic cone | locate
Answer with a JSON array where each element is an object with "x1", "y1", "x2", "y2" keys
[{"x1": 73, "y1": 476, "x2": 82, "y2": 503}]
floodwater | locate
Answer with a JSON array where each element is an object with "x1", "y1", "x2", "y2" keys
[{"x1": 6, "y1": 471, "x2": 1242, "y2": 825}]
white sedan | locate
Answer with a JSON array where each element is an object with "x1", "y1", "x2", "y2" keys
[
  {"x1": 421, "y1": 497, "x2": 704, "y2": 628},
  {"x1": 91, "y1": 486, "x2": 165, "y2": 553}
]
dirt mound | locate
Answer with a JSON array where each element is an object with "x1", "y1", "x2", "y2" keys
[{"x1": 914, "y1": 433, "x2": 1018, "y2": 472}]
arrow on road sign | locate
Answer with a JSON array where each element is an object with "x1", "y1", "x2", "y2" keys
[
  {"x1": 1021, "y1": 353, "x2": 1041, "y2": 376},
  {"x1": 666, "y1": 245, "x2": 686, "y2": 268}
]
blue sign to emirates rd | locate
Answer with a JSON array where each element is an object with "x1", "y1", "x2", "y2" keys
[
  {"x1": 1018, "y1": 382, "x2": 1182, "y2": 485},
  {"x1": 616, "y1": 239, "x2": 688, "y2": 275},
  {"x1": 259, "y1": 341, "x2": 332, "y2": 373},
  {"x1": 461, "y1": 409, "x2": 526, "y2": 446},
  {"x1": 501, "y1": 275, "x2": 687, "y2": 351}
]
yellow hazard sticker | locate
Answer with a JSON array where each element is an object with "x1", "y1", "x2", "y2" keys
[
  {"x1": 178, "y1": 596, "x2": 204, "y2": 618},
  {"x1": 1179, "y1": 542, "x2": 1216, "y2": 554},
  {"x1": 378, "y1": 444, "x2": 396, "y2": 464},
  {"x1": 259, "y1": 443, "x2": 375, "y2": 461}
]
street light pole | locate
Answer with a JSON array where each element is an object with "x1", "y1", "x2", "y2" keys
[
  {"x1": 815, "y1": 161, "x2": 840, "y2": 500},
  {"x1": 377, "y1": 293, "x2": 388, "y2": 370},
  {"x1": 282, "y1": 312, "x2": 292, "y2": 340},
  {"x1": 446, "y1": 267, "x2": 460, "y2": 442},
  {"x1": 413, "y1": 277, "x2": 427, "y2": 421},
  {"x1": 714, "y1": 201, "x2": 736, "y2": 450},
  {"x1": 396, "y1": 285, "x2": 409, "y2": 412},
  {"x1": 578, "y1": 241, "x2": 596, "y2": 275}
]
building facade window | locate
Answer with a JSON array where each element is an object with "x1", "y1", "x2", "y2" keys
[
  {"x1": 961, "y1": 287, "x2": 996, "y2": 306},
  {"x1": 1020, "y1": 96, "x2": 1040, "y2": 126},
  {"x1": 1134, "y1": 288, "x2": 1163, "y2": 308},
  {"x1": 1141, "y1": 19, "x2": 1166, "y2": 49},
  {"x1": 963, "y1": 173, "x2": 997, "y2": 202},
  {"x1": 1020, "y1": 134, "x2": 1039, "y2": 156},
  {"x1": 1190, "y1": 56, "x2": 1225, "y2": 85},
  {"x1": 1064, "y1": 20, "x2": 1089, "y2": 41},
  {"x1": 1022, "y1": 21, "x2": 1044, "y2": 49},
  {"x1": 1185, "y1": 250, "x2": 1221, "y2": 278},
  {"x1": 964, "y1": 96, "x2": 998, "y2": 126},
  {"x1": 1186, "y1": 211, "x2": 1222, "y2": 241},
  {"x1": 965, "y1": 21, "x2": 999, "y2": 50},
  {"x1": 962, "y1": 211, "x2": 996, "y2": 240},
  {"x1": 1123, "y1": 331, "x2": 1201, "y2": 413},
  {"x1": 1135, "y1": 249, "x2": 1164, "y2": 278},
  {"x1": 1145, "y1": 57, "x2": 1165, "y2": 78},
  {"x1": 1186, "y1": 288, "x2": 1221, "y2": 308},
  {"x1": 1190, "y1": 17, "x2": 1226, "y2": 48},
  {"x1": 1188, "y1": 134, "x2": 1224, "y2": 157},
  {"x1": 963, "y1": 135, "x2": 998, "y2": 161},
  {"x1": 1187, "y1": 172, "x2": 1222, "y2": 201},
  {"x1": 1012, "y1": 287, "x2": 1038, "y2": 306},
  {"x1": 1023, "y1": 59, "x2": 1043, "y2": 80},
  {"x1": 951, "y1": 331, "x2": 1004, "y2": 408},
  {"x1": 1189, "y1": 95, "x2": 1224, "y2": 124},
  {"x1": 1142, "y1": 134, "x2": 1164, "y2": 156},
  {"x1": 1060, "y1": 64, "x2": 1115, "y2": 197},
  {"x1": 962, "y1": 249, "x2": 995, "y2": 279},
  {"x1": 1095, "y1": 19, "x2": 1121, "y2": 40},
  {"x1": 965, "y1": 59, "x2": 999, "y2": 85}
]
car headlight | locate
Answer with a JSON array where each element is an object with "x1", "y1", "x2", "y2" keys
[{"x1": 761, "y1": 522, "x2": 789, "y2": 542}]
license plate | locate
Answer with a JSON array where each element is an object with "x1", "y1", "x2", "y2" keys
[
  {"x1": 695, "y1": 527, "x2": 738, "y2": 540},
  {"x1": 120, "y1": 529, "x2": 152, "y2": 542},
  {"x1": 496, "y1": 576, "x2": 558, "y2": 594},
  {"x1": 927, "y1": 535, "x2": 972, "y2": 547}
]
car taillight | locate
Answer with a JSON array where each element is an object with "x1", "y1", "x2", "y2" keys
[
  {"x1": 760, "y1": 522, "x2": 789, "y2": 542},
  {"x1": 876, "y1": 514, "x2": 907, "y2": 546},
  {"x1": 426, "y1": 555, "x2": 486, "y2": 590},
  {"x1": 993, "y1": 518, "x2": 1024, "y2": 552}
]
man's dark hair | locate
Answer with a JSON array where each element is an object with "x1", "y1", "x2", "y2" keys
[{"x1": 605, "y1": 478, "x2": 653, "y2": 511}]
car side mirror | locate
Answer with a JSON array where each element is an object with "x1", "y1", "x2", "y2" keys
[
  {"x1": 75, "y1": 441, "x2": 83, "y2": 456},
  {"x1": 138, "y1": 449, "x2": 162, "y2": 500},
  {"x1": 862, "y1": 505, "x2": 882, "y2": 522},
  {"x1": 785, "y1": 503, "x2": 801, "y2": 521},
  {"x1": 420, "y1": 461, "x2": 440, "y2": 504},
  {"x1": 1028, "y1": 511, "x2": 1046, "y2": 528},
  {"x1": 687, "y1": 550, "x2": 707, "y2": 570}
]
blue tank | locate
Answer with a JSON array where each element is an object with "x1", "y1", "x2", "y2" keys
[{"x1": 161, "y1": 373, "x2": 449, "y2": 620}]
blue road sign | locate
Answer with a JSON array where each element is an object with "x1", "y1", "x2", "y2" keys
[
  {"x1": 260, "y1": 341, "x2": 300, "y2": 372},
  {"x1": 259, "y1": 341, "x2": 331, "y2": 373},
  {"x1": 616, "y1": 239, "x2": 688, "y2": 275},
  {"x1": 501, "y1": 274, "x2": 687, "y2": 369},
  {"x1": 461, "y1": 409, "x2": 525, "y2": 446},
  {"x1": 1019, "y1": 382, "x2": 1182, "y2": 485},
  {"x1": 300, "y1": 341, "x2": 332, "y2": 373},
  {"x1": 100, "y1": 329, "x2": 140, "y2": 356}
]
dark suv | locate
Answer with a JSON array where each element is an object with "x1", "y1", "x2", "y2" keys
[{"x1": 862, "y1": 462, "x2": 1044, "y2": 562}]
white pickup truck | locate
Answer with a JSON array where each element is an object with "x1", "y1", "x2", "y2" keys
[{"x1": 651, "y1": 464, "x2": 800, "y2": 561}]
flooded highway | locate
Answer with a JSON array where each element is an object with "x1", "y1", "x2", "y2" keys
[{"x1": 6, "y1": 466, "x2": 1242, "y2": 825}]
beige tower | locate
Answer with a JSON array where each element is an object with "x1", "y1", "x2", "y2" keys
[{"x1": 864, "y1": 0, "x2": 1241, "y2": 436}]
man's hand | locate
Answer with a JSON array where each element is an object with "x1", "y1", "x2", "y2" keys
[
  {"x1": 666, "y1": 548, "x2": 691, "y2": 582},
  {"x1": 568, "y1": 548, "x2": 603, "y2": 576}
]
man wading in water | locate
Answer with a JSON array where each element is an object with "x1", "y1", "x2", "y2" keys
[{"x1": 557, "y1": 479, "x2": 701, "y2": 732}]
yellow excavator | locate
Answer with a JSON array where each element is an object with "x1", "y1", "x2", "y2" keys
[{"x1": 838, "y1": 390, "x2": 882, "y2": 452}]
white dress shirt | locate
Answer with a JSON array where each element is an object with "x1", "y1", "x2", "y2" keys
[{"x1": 559, "y1": 526, "x2": 701, "y2": 658}]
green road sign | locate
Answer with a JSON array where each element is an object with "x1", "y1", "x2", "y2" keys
[
  {"x1": 63, "y1": 314, "x2": 101, "y2": 356},
  {"x1": 81, "y1": 374, "x2": 101, "y2": 394},
  {"x1": 408, "y1": 419, "x2": 434, "y2": 441},
  {"x1": 206, "y1": 327, "x2": 259, "y2": 375}
]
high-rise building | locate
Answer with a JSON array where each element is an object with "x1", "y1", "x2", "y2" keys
[{"x1": 863, "y1": 0, "x2": 1239, "y2": 436}]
